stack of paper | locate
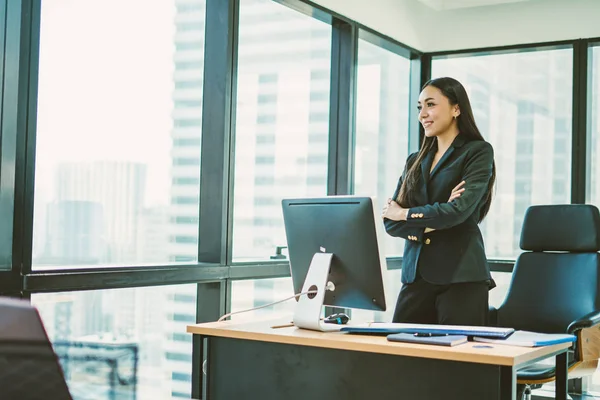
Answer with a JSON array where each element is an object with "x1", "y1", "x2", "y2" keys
[{"x1": 387, "y1": 333, "x2": 468, "y2": 347}]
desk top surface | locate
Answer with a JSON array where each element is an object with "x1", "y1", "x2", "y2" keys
[{"x1": 187, "y1": 318, "x2": 570, "y2": 367}]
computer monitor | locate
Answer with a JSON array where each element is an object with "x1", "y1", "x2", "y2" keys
[{"x1": 282, "y1": 196, "x2": 387, "y2": 332}]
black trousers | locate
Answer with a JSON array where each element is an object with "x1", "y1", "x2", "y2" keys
[{"x1": 392, "y1": 270, "x2": 489, "y2": 326}]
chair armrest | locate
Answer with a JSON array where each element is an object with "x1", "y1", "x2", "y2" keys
[
  {"x1": 488, "y1": 306, "x2": 498, "y2": 327},
  {"x1": 567, "y1": 310, "x2": 600, "y2": 334}
]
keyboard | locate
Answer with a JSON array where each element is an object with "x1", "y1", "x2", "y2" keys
[{"x1": 341, "y1": 322, "x2": 514, "y2": 339}]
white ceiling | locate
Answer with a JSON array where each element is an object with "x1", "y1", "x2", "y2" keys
[
  {"x1": 311, "y1": 0, "x2": 600, "y2": 51},
  {"x1": 417, "y1": 0, "x2": 533, "y2": 11}
]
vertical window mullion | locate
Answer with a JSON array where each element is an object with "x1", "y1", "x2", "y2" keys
[
  {"x1": 198, "y1": 0, "x2": 239, "y2": 265},
  {"x1": 571, "y1": 39, "x2": 589, "y2": 204},
  {"x1": 2, "y1": 0, "x2": 35, "y2": 289},
  {"x1": 328, "y1": 19, "x2": 357, "y2": 196}
]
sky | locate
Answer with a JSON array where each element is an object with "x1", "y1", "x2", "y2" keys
[{"x1": 36, "y1": 0, "x2": 177, "y2": 207}]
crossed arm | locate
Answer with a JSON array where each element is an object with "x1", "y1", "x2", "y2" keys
[
  {"x1": 382, "y1": 142, "x2": 493, "y2": 240},
  {"x1": 383, "y1": 181, "x2": 465, "y2": 237}
]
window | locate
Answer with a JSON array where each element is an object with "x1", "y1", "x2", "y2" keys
[
  {"x1": 172, "y1": 196, "x2": 199, "y2": 205},
  {"x1": 587, "y1": 44, "x2": 600, "y2": 396},
  {"x1": 172, "y1": 177, "x2": 200, "y2": 185},
  {"x1": 173, "y1": 158, "x2": 201, "y2": 166},
  {"x1": 33, "y1": 0, "x2": 205, "y2": 269},
  {"x1": 174, "y1": 80, "x2": 203, "y2": 89},
  {"x1": 432, "y1": 48, "x2": 573, "y2": 260},
  {"x1": 587, "y1": 46, "x2": 600, "y2": 204},
  {"x1": 353, "y1": 36, "x2": 412, "y2": 258},
  {"x1": 230, "y1": 278, "x2": 296, "y2": 321},
  {"x1": 32, "y1": 284, "x2": 197, "y2": 400},
  {"x1": 231, "y1": 0, "x2": 331, "y2": 261}
]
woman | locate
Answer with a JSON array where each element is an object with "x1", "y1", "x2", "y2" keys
[{"x1": 381, "y1": 77, "x2": 496, "y2": 326}]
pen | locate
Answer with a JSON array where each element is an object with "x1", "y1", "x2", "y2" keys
[
  {"x1": 271, "y1": 322, "x2": 294, "y2": 329},
  {"x1": 414, "y1": 332, "x2": 448, "y2": 337}
]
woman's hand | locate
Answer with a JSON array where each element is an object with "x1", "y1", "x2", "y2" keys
[
  {"x1": 448, "y1": 180, "x2": 466, "y2": 202},
  {"x1": 382, "y1": 198, "x2": 408, "y2": 221},
  {"x1": 382, "y1": 182, "x2": 465, "y2": 232}
]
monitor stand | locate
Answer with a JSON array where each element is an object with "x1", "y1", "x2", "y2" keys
[{"x1": 293, "y1": 252, "x2": 342, "y2": 332}]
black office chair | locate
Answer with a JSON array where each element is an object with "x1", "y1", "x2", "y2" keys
[
  {"x1": 0, "y1": 296, "x2": 72, "y2": 400},
  {"x1": 489, "y1": 204, "x2": 600, "y2": 400}
]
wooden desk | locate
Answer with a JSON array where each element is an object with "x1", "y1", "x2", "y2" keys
[{"x1": 188, "y1": 319, "x2": 570, "y2": 400}]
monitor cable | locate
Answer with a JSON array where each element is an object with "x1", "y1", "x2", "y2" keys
[{"x1": 217, "y1": 288, "x2": 319, "y2": 322}]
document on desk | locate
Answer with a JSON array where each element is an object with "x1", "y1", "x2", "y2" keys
[
  {"x1": 472, "y1": 331, "x2": 576, "y2": 347},
  {"x1": 387, "y1": 333, "x2": 468, "y2": 347},
  {"x1": 341, "y1": 323, "x2": 514, "y2": 339}
]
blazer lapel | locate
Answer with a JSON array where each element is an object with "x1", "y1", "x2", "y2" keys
[
  {"x1": 429, "y1": 146, "x2": 455, "y2": 179},
  {"x1": 421, "y1": 150, "x2": 434, "y2": 186},
  {"x1": 429, "y1": 134, "x2": 467, "y2": 179},
  {"x1": 420, "y1": 151, "x2": 434, "y2": 201}
]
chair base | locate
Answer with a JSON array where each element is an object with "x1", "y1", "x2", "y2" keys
[{"x1": 518, "y1": 384, "x2": 574, "y2": 400}]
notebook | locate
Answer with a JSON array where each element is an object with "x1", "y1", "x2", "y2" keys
[
  {"x1": 387, "y1": 333, "x2": 468, "y2": 347},
  {"x1": 341, "y1": 322, "x2": 514, "y2": 339},
  {"x1": 472, "y1": 330, "x2": 576, "y2": 347}
]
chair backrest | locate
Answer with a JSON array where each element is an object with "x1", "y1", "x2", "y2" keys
[
  {"x1": 497, "y1": 204, "x2": 600, "y2": 333},
  {"x1": 0, "y1": 297, "x2": 72, "y2": 400}
]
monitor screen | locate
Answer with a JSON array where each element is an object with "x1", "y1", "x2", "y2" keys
[{"x1": 282, "y1": 196, "x2": 386, "y2": 312}]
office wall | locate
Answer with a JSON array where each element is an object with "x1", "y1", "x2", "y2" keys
[{"x1": 311, "y1": 0, "x2": 600, "y2": 51}]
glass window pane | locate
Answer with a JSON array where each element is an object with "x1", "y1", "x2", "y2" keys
[
  {"x1": 33, "y1": 1, "x2": 204, "y2": 269},
  {"x1": 587, "y1": 45, "x2": 600, "y2": 395},
  {"x1": 353, "y1": 37, "x2": 411, "y2": 258},
  {"x1": 432, "y1": 49, "x2": 573, "y2": 259},
  {"x1": 588, "y1": 46, "x2": 600, "y2": 204},
  {"x1": 230, "y1": 277, "x2": 296, "y2": 321},
  {"x1": 231, "y1": 0, "x2": 332, "y2": 261},
  {"x1": 32, "y1": 284, "x2": 196, "y2": 399}
]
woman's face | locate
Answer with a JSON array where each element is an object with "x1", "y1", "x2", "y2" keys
[{"x1": 417, "y1": 85, "x2": 459, "y2": 138}]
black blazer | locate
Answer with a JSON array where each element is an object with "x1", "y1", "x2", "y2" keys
[{"x1": 384, "y1": 134, "x2": 495, "y2": 286}]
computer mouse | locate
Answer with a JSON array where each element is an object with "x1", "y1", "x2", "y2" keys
[{"x1": 324, "y1": 313, "x2": 350, "y2": 325}]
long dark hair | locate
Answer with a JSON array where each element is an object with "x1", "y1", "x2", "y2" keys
[{"x1": 397, "y1": 77, "x2": 496, "y2": 223}]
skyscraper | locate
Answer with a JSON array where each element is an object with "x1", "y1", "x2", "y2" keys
[
  {"x1": 52, "y1": 161, "x2": 147, "y2": 265},
  {"x1": 42, "y1": 200, "x2": 105, "y2": 265}
]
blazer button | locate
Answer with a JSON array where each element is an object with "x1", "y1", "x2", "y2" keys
[
  {"x1": 419, "y1": 213, "x2": 424, "y2": 218},
  {"x1": 425, "y1": 238, "x2": 431, "y2": 245}
]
